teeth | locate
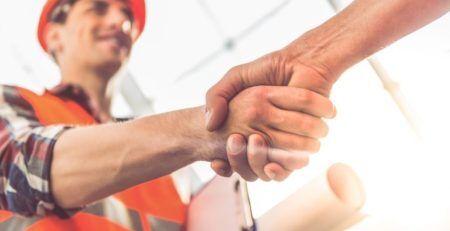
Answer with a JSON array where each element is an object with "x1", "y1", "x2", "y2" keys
[{"x1": 105, "y1": 37, "x2": 119, "y2": 44}]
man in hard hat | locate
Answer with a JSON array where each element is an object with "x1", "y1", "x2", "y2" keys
[
  {"x1": 207, "y1": 0, "x2": 450, "y2": 181},
  {"x1": 0, "y1": 0, "x2": 333, "y2": 229}
]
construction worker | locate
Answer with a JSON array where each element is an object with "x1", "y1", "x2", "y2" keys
[
  {"x1": 208, "y1": 0, "x2": 450, "y2": 181},
  {"x1": 0, "y1": 0, "x2": 334, "y2": 229}
]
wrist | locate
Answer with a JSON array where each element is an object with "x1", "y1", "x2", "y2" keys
[
  {"x1": 282, "y1": 25, "x2": 356, "y2": 85},
  {"x1": 177, "y1": 106, "x2": 227, "y2": 162},
  {"x1": 284, "y1": 37, "x2": 339, "y2": 83},
  {"x1": 128, "y1": 108, "x2": 207, "y2": 165}
]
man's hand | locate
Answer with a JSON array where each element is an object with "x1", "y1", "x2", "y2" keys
[
  {"x1": 204, "y1": 85, "x2": 334, "y2": 181},
  {"x1": 206, "y1": 49, "x2": 336, "y2": 180},
  {"x1": 205, "y1": 0, "x2": 450, "y2": 181},
  {"x1": 211, "y1": 134, "x2": 300, "y2": 181},
  {"x1": 211, "y1": 134, "x2": 302, "y2": 181},
  {"x1": 205, "y1": 49, "x2": 335, "y2": 131}
]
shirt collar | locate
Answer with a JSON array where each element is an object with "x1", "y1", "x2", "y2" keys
[
  {"x1": 48, "y1": 83, "x2": 133, "y2": 123},
  {"x1": 48, "y1": 83, "x2": 102, "y2": 122}
]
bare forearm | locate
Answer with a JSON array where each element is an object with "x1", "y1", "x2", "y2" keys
[
  {"x1": 287, "y1": 0, "x2": 450, "y2": 81},
  {"x1": 51, "y1": 106, "x2": 221, "y2": 208}
]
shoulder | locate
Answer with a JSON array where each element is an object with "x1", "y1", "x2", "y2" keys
[
  {"x1": 0, "y1": 85, "x2": 40, "y2": 120},
  {"x1": 0, "y1": 84, "x2": 43, "y2": 103}
]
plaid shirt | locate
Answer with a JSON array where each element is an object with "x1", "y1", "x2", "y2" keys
[{"x1": 0, "y1": 84, "x2": 102, "y2": 218}]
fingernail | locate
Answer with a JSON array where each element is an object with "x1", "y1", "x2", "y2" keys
[
  {"x1": 267, "y1": 171, "x2": 276, "y2": 180},
  {"x1": 227, "y1": 137, "x2": 245, "y2": 154}
]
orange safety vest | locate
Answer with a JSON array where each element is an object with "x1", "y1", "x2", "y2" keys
[{"x1": 0, "y1": 87, "x2": 187, "y2": 230}]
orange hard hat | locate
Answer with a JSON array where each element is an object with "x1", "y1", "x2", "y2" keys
[{"x1": 37, "y1": 0, "x2": 146, "y2": 51}]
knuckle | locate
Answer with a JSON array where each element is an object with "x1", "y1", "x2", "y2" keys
[
  {"x1": 250, "y1": 112, "x2": 273, "y2": 128},
  {"x1": 285, "y1": 153, "x2": 298, "y2": 165},
  {"x1": 291, "y1": 138, "x2": 306, "y2": 151},
  {"x1": 243, "y1": 88, "x2": 274, "y2": 121},
  {"x1": 245, "y1": 105, "x2": 262, "y2": 122},
  {"x1": 263, "y1": 131, "x2": 276, "y2": 148},
  {"x1": 297, "y1": 89, "x2": 314, "y2": 105},
  {"x1": 250, "y1": 86, "x2": 270, "y2": 100},
  {"x1": 300, "y1": 118, "x2": 315, "y2": 135}
]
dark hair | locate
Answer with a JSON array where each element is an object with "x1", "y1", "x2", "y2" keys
[{"x1": 48, "y1": 0, "x2": 78, "y2": 24}]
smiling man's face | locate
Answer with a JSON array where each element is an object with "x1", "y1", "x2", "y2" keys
[{"x1": 46, "y1": 0, "x2": 135, "y2": 75}]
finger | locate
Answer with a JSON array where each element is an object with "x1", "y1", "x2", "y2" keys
[
  {"x1": 267, "y1": 86, "x2": 335, "y2": 119},
  {"x1": 227, "y1": 134, "x2": 258, "y2": 181},
  {"x1": 247, "y1": 134, "x2": 270, "y2": 181},
  {"x1": 205, "y1": 68, "x2": 245, "y2": 131},
  {"x1": 210, "y1": 159, "x2": 233, "y2": 177},
  {"x1": 267, "y1": 109, "x2": 329, "y2": 138},
  {"x1": 264, "y1": 163, "x2": 292, "y2": 182},
  {"x1": 267, "y1": 130, "x2": 321, "y2": 154},
  {"x1": 267, "y1": 148, "x2": 310, "y2": 171}
]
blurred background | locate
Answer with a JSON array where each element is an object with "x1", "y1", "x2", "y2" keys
[{"x1": 1, "y1": 0, "x2": 450, "y2": 229}]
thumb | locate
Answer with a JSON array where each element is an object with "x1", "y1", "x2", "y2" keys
[
  {"x1": 288, "y1": 66, "x2": 333, "y2": 97},
  {"x1": 205, "y1": 58, "x2": 278, "y2": 131},
  {"x1": 205, "y1": 96, "x2": 229, "y2": 131},
  {"x1": 205, "y1": 68, "x2": 245, "y2": 131}
]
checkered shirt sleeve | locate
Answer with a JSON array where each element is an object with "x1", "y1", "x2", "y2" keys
[{"x1": 0, "y1": 86, "x2": 74, "y2": 218}]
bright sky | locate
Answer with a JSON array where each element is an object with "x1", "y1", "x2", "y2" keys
[{"x1": 1, "y1": 0, "x2": 450, "y2": 229}]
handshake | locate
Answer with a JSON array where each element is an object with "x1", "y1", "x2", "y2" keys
[{"x1": 201, "y1": 49, "x2": 336, "y2": 182}]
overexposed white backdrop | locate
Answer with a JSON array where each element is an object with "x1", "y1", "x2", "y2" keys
[{"x1": 1, "y1": 0, "x2": 450, "y2": 229}]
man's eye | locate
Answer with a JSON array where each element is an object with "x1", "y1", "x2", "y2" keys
[{"x1": 92, "y1": 1, "x2": 108, "y2": 15}]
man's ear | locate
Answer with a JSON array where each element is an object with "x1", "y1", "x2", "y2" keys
[{"x1": 44, "y1": 22, "x2": 64, "y2": 54}]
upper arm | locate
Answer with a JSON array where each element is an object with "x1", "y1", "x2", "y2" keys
[{"x1": 0, "y1": 86, "x2": 71, "y2": 217}]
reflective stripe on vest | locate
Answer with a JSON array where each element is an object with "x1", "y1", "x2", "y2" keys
[{"x1": 0, "y1": 87, "x2": 187, "y2": 230}]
